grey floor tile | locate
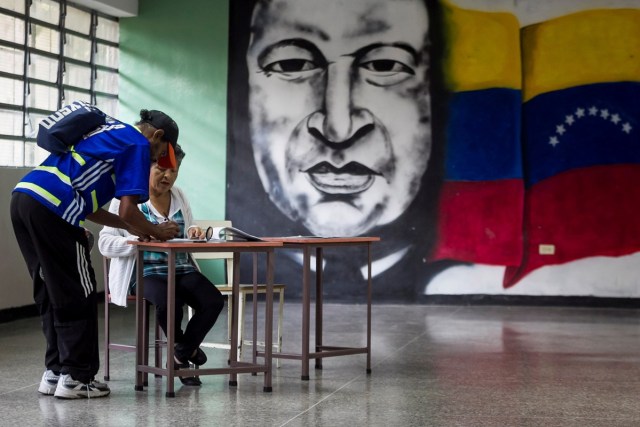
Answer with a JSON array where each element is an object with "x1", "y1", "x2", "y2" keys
[{"x1": 0, "y1": 303, "x2": 639, "y2": 426}]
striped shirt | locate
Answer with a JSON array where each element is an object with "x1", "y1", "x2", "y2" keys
[
  {"x1": 139, "y1": 202, "x2": 197, "y2": 278},
  {"x1": 13, "y1": 119, "x2": 150, "y2": 227}
]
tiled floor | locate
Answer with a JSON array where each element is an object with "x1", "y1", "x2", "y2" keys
[{"x1": 0, "y1": 302, "x2": 639, "y2": 426}]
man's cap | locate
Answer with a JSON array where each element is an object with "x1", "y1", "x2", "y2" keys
[
  {"x1": 139, "y1": 109, "x2": 179, "y2": 146},
  {"x1": 139, "y1": 109, "x2": 179, "y2": 169}
]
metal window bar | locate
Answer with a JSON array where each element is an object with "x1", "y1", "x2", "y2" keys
[
  {"x1": 58, "y1": 1, "x2": 65, "y2": 107},
  {"x1": 89, "y1": 11, "x2": 97, "y2": 104},
  {"x1": 21, "y1": 0, "x2": 31, "y2": 165}
]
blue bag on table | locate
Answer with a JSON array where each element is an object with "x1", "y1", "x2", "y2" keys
[{"x1": 37, "y1": 101, "x2": 107, "y2": 154}]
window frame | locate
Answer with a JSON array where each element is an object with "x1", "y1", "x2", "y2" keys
[{"x1": 0, "y1": 0, "x2": 119, "y2": 167}]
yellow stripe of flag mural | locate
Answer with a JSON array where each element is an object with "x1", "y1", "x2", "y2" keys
[
  {"x1": 441, "y1": 2, "x2": 521, "y2": 92},
  {"x1": 522, "y1": 9, "x2": 640, "y2": 102}
]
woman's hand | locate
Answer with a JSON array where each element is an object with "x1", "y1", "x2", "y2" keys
[{"x1": 187, "y1": 225, "x2": 206, "y2": 240}]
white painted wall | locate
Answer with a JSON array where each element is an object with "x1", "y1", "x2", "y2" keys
[{"x1": 0, "y1": 169, "x2": 105, "y2": 310}]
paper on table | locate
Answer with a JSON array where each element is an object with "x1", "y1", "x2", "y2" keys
[{"x1": 166, "y1": 238, "x2": 224, "y2": 243}]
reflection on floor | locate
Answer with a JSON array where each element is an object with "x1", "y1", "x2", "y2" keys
[{"x1": 0, "y1": 302, "x2": 639, "y2": 426}]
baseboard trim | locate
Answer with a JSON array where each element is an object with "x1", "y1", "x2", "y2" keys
[
  {"x1": 0, "y1": 304, "x2": 39, "y2": 324},
  {"x1": 0, "y1": 291, "x2": 107, "y2": 324}
]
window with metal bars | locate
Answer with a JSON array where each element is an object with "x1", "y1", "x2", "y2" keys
[{"x1": 0, "y1": 0, "x2": 119, "y2": 167}]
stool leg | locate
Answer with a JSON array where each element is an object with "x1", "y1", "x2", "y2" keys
[
  {"x1": 238, "y1": 291, "x2": 245, "y2": 362},
  {"x1": 154, "y1": 310, "x2": 163, "y2": 378}
]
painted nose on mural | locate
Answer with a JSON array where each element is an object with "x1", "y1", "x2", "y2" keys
[{"x1": 307, "y1": 61, "x2": 374, "y2": 149}]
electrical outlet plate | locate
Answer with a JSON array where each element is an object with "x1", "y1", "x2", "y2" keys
[{"x1": 539, "y1": 244, "x2": 556, "y2": 255}]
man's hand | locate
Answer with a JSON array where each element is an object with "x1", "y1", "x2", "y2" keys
[
  {"x1": 84, "y1": 228, "x2": 95, "y2": 250},
  {"x1": 153, "y1": 221, "x2": 180, "y2": 241},
  {"x1": 119, "y1": 196, "x2": 179, "y2": 241},
  {"x1": 126, "y1": 225, "x2": 152, "y2": 242}
]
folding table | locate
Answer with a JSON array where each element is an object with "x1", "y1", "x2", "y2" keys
[{"x1": 129, "y1": 239, "x2": 282, "y2": 397}]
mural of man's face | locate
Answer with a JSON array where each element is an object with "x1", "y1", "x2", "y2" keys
[{"x1": 247, "y1": 0, "x2": 431, "y2": 236}]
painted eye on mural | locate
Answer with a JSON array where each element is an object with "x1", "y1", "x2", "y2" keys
[
  {"x1": 361, "y1": 60, "x2": 413, "y2": 74},
  {"x1": 358, "y1": 46, "x2": 417, "y2": 86},
  {"x1": 257, "y1": 41, "x2": 325, "y2": 80},
  {"x1": 263, "y1": 58, "x2": 318, "y2": 74}
]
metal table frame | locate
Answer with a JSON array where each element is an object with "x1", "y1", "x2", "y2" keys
[
  {"x1": 129, "y1": 240, "x2": 282, "y2": 397},
  {"x1": 260, "y1": 237, "x2": 379, "y2": 380}
]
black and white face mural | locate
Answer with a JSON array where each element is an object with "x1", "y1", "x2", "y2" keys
[
  {"x1": 227, "y1": 0, "x2": 449, "y2": 302},
  {"x1": 245, "y1": 0, "x2": 432, "y2": 237}
]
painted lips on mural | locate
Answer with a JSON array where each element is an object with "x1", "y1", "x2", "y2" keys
[{"x1": 304, "y1": 161, "x2": 381, "y2": 195}]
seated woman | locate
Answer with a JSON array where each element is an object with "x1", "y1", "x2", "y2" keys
[{"x1": 98, "y1": 144, "x2": 224, "y2": 386}]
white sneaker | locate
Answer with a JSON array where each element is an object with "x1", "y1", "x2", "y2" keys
[
  {"x1": 38, "y1": 370, "x2": 60, "y2": 395},
  {"x1": 53, "y1": 374, "x2": 110, "y2": 399}
]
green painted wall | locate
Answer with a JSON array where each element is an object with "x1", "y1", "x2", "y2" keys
[
  {"x1": 119, "y1": 0, "x2": 229, "y2": 282},
  {"x1": 119, "y1": 0, "x2": 228, "y2": 219}
]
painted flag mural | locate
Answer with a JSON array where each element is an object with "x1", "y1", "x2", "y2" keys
[
  {"x1": 504, "y1": 9, "x2": 640, "y2": 287},
  {"x1": 432, "y1": 4, "x2": 524, "y2": 266}
]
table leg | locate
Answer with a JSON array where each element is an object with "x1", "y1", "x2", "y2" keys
[
  {"x1": 315, "y1": 247, "x2": 323, "y2": 370},
  {"x1": 301, "y1": 246, "x2": 311, "y2": 380},
  {"x1": 263, "y1": 250, "x2": 274, "y2": 392},
  {"x1": 166, "y1": 250, "x2": 176, "y2": 397},
  {"x1": 367, "y1": 243, "x2": 372, "y2": 374},
  {"x1": 135, "y1": 250, "x2": 145, "y2": 391},
  {"x1": 252, "y1": 253, "x2": 258, "y2": 368},
  {"x1": 142, "y1": 300, "x2": 149, "y2": 385},
  {"x1": 229, "y1": 252, "x2": 240, "y2": 386}
]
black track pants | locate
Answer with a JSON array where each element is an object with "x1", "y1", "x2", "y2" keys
[{"x1": 10, "y1": 192, "x2": 99, "y2": 383}]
